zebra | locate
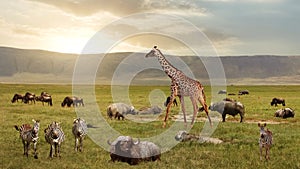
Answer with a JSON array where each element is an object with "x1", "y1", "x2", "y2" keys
[
  {"x1": 258, "y1": 123, "x2": 273, "y2": 161},
  {"x1": 72, "y1": 118, "x2": 88, "y2": 152},
  {"x1": 14, "y1": 119, "x2": 40, "y2": 159},
  {"x1": 44, "y1": 121, "x2": 65, "y2": 158}
]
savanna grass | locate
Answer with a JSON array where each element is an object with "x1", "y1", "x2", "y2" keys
[{"x1": 1, "y1": 84, "x2": 299, "y2": 169}]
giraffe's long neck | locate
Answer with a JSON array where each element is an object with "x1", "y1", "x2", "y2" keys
[{"x1": 156, "y1": 50, "x2": 179, "y2": 79}]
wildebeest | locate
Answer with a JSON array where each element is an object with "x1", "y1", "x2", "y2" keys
[
  {"x1": 208, "y1": 101, "x2": 245, "y2": 123},
  {"x1": 61, "y1": 96, "x2": 84, "y2": 107},
  {"x1": 72, "y1": 118, "x2": 87, "y2": 152},
  {"x1": 61, "y1": 96, "x2": 73, "y2": 107},
  {"x1": 258, "y1": 123, "x2": 273, "y2": 161},
  {"x1": 11, "y1": 94, "x2": 23, "y2": 103},
  {"x1": 35, "y1": 92, "x2": 53, "y2": 106},
  {"x1": 270, "y1": 98, "x2": 285, "y2": 107},
  {"x1": 164, "y1": 96, "x2": 178, "y2": 107},
  {"x1": 107, "y1": 103, "x2": 138, "y2": 120},
  {"x1": 107, "y1": 136, "x2": 161, "y2": 165},
  {"x1": 238, "y1": 90, "x2": 249, "y2": 95},
  {"x1": 138, "y1": 106, "x2": 162, "y2": 115},
  {"x1": 40, "y1": 91, "x2": 50, "y2": 97},
  {"x1": 23, "y1": 92, "x2": 36, "y2": 104},
  {"x1": 274, "y1": 108, "x2": 295, "y2": 118}
]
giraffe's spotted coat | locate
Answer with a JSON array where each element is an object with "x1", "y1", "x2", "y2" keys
[{"x1": 145, "y1": 46, "x2": 212, "y2": 127}]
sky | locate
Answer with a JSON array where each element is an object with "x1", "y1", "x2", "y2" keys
[{"x1": 0, "y1": 0, "x2": 299, "y2": 56}]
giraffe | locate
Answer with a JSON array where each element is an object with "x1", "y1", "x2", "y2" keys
[{"x1": 145, "y1": 46, "x2": 212, "y2": 128}]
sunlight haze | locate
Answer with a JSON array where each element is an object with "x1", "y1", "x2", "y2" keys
[{"x1": 0, "y1": 0, "x2": 299, "y2": 55}]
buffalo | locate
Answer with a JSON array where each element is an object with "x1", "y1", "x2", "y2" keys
[
  {"x1": 270, "y1": 98, "x2": 285, "y2": 107},
  {"x1": 107, "y1": 136, "x2": 161, "y2": 165},
  {"x1": 274, "y1": 108, "x2": 295, "y2": 118},
  {"x1": 11, "y1": 94, "x2": 23, "y2": 103},
  {"x1": 138, "y1": 106, "x2": 162, "y2": 115},
  {"x1": 107, "y1": 103, "x2": 138, "y2": 120},
  {"x1": 209, "y1": 101, "x2": 245, "y2": 123}
]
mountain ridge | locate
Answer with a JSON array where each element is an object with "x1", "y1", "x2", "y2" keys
[{"x1": 0, "y1": 46, "x2": 299, "y2": 85}]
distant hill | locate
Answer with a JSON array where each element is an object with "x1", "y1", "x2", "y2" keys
[{"x1": 0, "y1": 46, "x2": 299, "y2": 85}]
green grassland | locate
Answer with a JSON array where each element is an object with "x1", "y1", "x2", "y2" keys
[{"x1": 1, "y1": 84, "x2": 300, "y2": 169}]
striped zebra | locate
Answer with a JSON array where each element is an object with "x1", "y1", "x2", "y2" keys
[
  {"x1": 14, "y1": 119, "x2": 40, "y2": 159},
  {"x1": 72, "y1": 118, "x2": 88, "y2": 152},
  {"x1": 258, "y1": 123, "x2": 273, "y2": 161},
  {"x1": 44, "y1": 121, "x2": 65, "y2": 158}
]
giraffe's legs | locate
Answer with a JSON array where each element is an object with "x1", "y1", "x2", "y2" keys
[
  {"x1": 178, "y1": 95, "x2": 187, "y2": 127},
  {"x1": 164, "y1": 95, "x2": 176, "y2": 128},
  {"x1": 163, "y1": 80, "x2": 178, "y2": 128},
  {"x1": 190, "y1": 97, "x2": 199, "y2": 127},
  {"x1": 198, "y1": 95, "x2": 212, "y2": 126}
]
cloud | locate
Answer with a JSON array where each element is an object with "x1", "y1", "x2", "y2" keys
[
  {"x1": 28, "y1": 0, "x2": 142, "y2": 16},
  {"x1": 27, "y1": 0, "x2": 208, "y2": 17},
  {"x1": 1, "y1": 0, "x2": 298, "y2": 55},
  {"x1": 0, "y1": 16, "x2": 39, "y2": 37},
  {"x1": 202, "y1": 0, "x2": 283, "y2": 2},
  {"x1": 13, "y1": 26, "x2": 40, "y2": 36}
]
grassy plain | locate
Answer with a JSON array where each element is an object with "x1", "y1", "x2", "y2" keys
[{"x1": 0, "y1": 84, "x2": 299, "y2": 169}]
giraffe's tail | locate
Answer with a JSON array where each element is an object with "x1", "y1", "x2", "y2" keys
[
  {"x1": 198, "y1": 85, "x2": 207, "y2": 112},
  {"x1": 202, "y1": 88, "x2": 207, "y2": 102}
]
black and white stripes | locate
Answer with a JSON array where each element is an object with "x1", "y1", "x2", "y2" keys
[
  {"x1": 258, "y1": 123, "x2": 273, "y2": 161},
  {"x1": 44, "y1": 121, "x2": 65, "y2": 158},
  {"x1": 15, "y1": 118, "x2": 90, "y2": 159},
  {"x1": 14, "y1": 119, "x2": 40, "y2": 159},
  {"x1": 72, "y1": 118, "x2": 87, "y2": 152}
]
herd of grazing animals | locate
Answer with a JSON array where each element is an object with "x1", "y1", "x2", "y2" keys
[
  {"x1": 12, "y1": 91, "x2": 84, "y2": 107},
  {"x1": 11, "y1": 46, "x2": 296, "y2": 164}
]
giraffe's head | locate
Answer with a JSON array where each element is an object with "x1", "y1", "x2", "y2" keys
[{"x1": 145, "y1": 46, "x2": 160, "y2": 58}]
